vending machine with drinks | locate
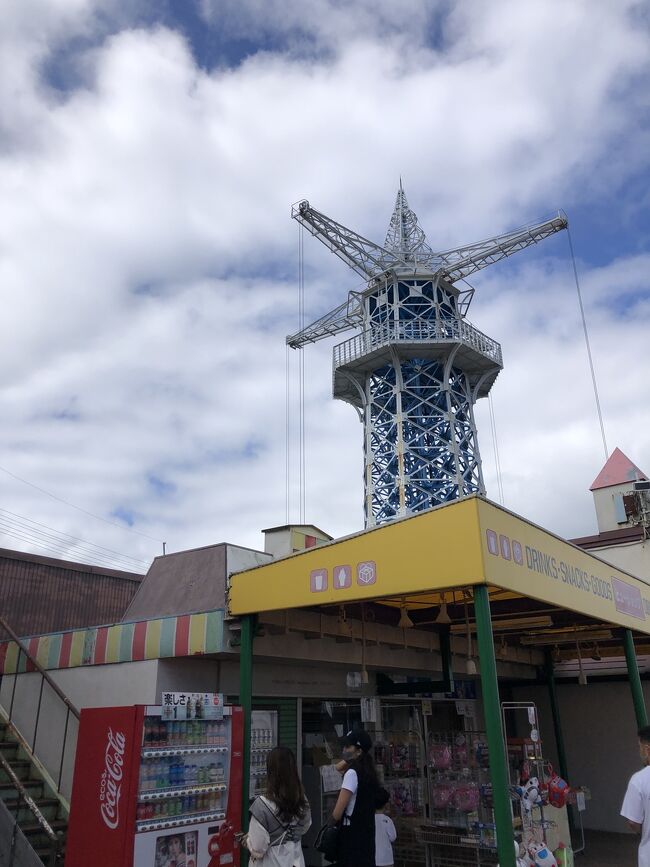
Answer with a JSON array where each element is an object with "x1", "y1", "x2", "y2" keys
[{"x1": 66, "y1": 694, "x2": 243, "y2": 867}]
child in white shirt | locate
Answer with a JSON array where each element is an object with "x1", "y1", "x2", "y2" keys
[{"x1": 374, "y1": 788, "x2": 397, "y2": 867}]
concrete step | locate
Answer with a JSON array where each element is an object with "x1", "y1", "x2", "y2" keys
[
  {"x1": 33, "y1": 843, "x2": 66, "y2": 866},
  {"x1": 0, "y1": 779, "x2": 45, "y2": 800},
  {"x1": 3, "y1": 797, "x2": 61, "y2": 823},
  {"x1": 0, "y1": 759, "x2": 37, "y2": 782},
  {"x1": 21, "y1": 818, "x2": 67, "y2": 837}
]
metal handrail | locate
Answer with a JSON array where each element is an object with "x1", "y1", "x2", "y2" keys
[
  {"x1": 333, "y1": 317, "x2": 503, "y2": 368},
  {"x1": 0, "y1": 617, "x2": 79, "y2": 721},
  {"x1": 0, "y1": 615, "x2": 79, "y2": 795},
  {"x1": 0, "y1": 752, "x2": 60, "y2": 867}
]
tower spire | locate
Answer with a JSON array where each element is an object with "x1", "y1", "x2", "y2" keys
[{"x1": 383, "y1": 184, "x2": 434, "y2": 264}]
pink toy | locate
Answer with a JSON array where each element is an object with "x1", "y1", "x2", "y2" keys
[
  {"x1": 453, "y1": 781, "x2": 480, "y2": 812},
  {"x1": 546, "y1": 765, "x2": 570, "y2": 808},
  {"x1": 429, "y1": 743, "x2": 452, "y2": 769},
  {"x1": 431, "y1": 782, "x2": 454, "y2": 809}
]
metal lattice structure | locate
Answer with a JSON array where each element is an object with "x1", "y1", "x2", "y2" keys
[{"x1": 289, "y1": 186, "x2": 567, "y2": 527}]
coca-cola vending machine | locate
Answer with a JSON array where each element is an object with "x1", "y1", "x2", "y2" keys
[{"x1": 66, "y1": 694, "x2": 243, "y2": 867}]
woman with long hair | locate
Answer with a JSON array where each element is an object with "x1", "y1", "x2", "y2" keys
[
  {"x1": 329, "y1": 729, "x2": 378, "y2": 867},
  {"x1": 245, "y1": 746, "x2": 311, "y2": 866}
]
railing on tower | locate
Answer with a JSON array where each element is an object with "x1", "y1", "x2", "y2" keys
[{"x1": 332, "y1": 317, "x2": 503, "y2": 369}]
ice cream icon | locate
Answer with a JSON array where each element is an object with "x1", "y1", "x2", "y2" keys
[{"x1": 334, "y1": 566, "x2": 351, "y2": 588}]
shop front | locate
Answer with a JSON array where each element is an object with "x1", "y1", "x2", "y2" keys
[{"x1": 229, "y1": 495, "x2": 650, "y2": 867}]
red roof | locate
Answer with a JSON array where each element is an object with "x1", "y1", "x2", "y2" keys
[{"x1": 590, "y1": 447, "x2": 648, "y2": 491}]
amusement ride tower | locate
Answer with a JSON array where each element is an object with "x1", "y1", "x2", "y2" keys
[{"x1": 288, "y1": 187, "x2": 567, "y2": 527}]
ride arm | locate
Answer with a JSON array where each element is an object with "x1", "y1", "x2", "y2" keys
[
  {"x1": 286, "y1": 292, "x2": 364, "y2": 348},
  {"x1": 292, "y1": 199, "x2": 405, "y2": 278},
  {"x1": 435, "y1": 212, "x2": 568, "y2": 283}
]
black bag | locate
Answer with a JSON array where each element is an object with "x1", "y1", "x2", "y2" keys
[{"x1": 315, "y1": 822, "x2": 339, "y2": 862}]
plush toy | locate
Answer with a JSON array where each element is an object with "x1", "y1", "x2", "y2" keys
[
  {"x1": 528, "y1": 841, "x2": 558, "y2": 866},
  {"x1": 497, "y1": 840, "x2": 532, "y2": 867},
  {"x1": 515, "y1": 777, "x2": 543, "y2": 812},
  {"x1": 546, "y1": 766, "x2": 570, "y2": 808}
]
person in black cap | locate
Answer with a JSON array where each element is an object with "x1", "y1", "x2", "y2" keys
[{"x1": 329, "y1": 729, "x2": 377, "y2": 867}]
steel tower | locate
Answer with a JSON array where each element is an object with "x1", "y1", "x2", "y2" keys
[{"x1": 288, "y1": 187, "x2": 567, "y2": 527}]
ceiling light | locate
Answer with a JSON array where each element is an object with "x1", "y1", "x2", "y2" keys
[
  {"x1": 466, "y1": 657, "x2": 477, "y2": 675},
  {"x1": 398, "y1": 598, "x2": 414, "y2": 629},
  {"x1": 338, "y1": 606, "x2": 353, "y2": 637},
  {"x1": 577, "y1": 643, "x2": 588, "y2": 686},
  {"x1": 434, "y1": 595, "x2": 452, "y2": 625}
]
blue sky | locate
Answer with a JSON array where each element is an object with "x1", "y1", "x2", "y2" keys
[{"x1": 0, "y1": 0, "x2": 649, "y2": 569}]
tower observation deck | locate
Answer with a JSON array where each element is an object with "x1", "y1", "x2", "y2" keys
[{"x1": 288, "y1": 187, "x2": 567, "y2": 527}]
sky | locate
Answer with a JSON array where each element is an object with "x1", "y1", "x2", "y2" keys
[{"x1": 1, "y1": 0, "x2": 649, "y2": 573}]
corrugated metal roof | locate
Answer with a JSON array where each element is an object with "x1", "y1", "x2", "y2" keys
[
  {"x1": 570, "y1": 525, "x2": 645, "y2": 549},
  {"x1": 0, "y1": 547, "x2": 144, "y2": 637}
]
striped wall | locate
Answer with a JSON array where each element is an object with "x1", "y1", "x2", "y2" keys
[{"x1": 0, "y1": 609, "x2": 225, "y2": 675}]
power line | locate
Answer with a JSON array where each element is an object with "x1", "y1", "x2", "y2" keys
[
  {"x1": 0, "y1": 518, "x2": 148, "y2": 572},
  {"x1": 0, "y1": 508, "x2": 148, "y2": 570},
  {"x1": 0, "y1": 463, "x2": 164, "y2": 543}
]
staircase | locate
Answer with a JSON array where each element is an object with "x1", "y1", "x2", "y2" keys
[
  {"x1": 0, "y1": 715, "x2": 68, "y2": 865},
  {"x1": 0, "y1": 616, "x2": 78, "y2": 867}
]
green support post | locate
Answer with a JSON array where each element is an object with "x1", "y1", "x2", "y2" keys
[
  {"x1": 544, "y1": 649, "x2": 574, "y2": 834},
  {"x1": 624, "y1": 628, "x2": 648, "y2": 728},
  {"x1": 240, "y1": 613, "x2": 256, "y2": 857},
  {"x1": 474, "y1": 585, "x2": 515, "y2": 867},
  {"x1": 544, "y1": 650, "x2": 570, "y2": 783}
]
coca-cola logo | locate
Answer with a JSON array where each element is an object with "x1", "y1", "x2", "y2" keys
[{"x1": 99, "y1": 728, "x2": 126, "y2": 830}]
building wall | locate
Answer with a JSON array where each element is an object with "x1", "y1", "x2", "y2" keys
[
  {"x1": 512, "y1": 679, "x2": 650, "y2": 834},
  {"x1": 594, "y1": 482, "x2": 635, "y2": 534},
  {"x1": 0, "y1": 547, "x2": 142, "y2": 637},
  {"x1": 589, "y1": 541, "x2": 650, "y2": 581}
]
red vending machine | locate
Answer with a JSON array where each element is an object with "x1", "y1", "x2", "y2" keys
[{"x1": 66, "y1": 695, "x2": 243, "y2": 867}]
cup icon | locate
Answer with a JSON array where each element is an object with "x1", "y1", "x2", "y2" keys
[{"x1": 310, "y1": 569, "x2": 327, "y2": 592}]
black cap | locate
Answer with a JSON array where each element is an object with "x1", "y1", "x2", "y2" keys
[{"x1": 341, "y1": 728, "x2": 372, "y2": 753}]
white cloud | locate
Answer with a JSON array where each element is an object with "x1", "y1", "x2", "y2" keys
[{"x1": 0, "y1": 1, "x2": 649, "y2": 570}]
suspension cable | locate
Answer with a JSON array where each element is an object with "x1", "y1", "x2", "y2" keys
[
  {"x1": 285, "y1": 343, "x2": 291, "y2": 524},
  {"x1": 566, "y1": 226, "x2": 609, "y2": 461},
  {"x1": 488, "y1": 393, "x2": 505, "y2": 505},
  {"x1": 298, "y1": 223, "x2": 306, "y2": 523}
]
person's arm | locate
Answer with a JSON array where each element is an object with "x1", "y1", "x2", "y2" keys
[
  {"x1": 298, "y1": 804, "x2": 312, "y2": 835},
  {"x1": 331, "y1": 788, "x2": 353, "y2": 822},
  {"x1": 330, "y1": 769, "x2": 357, "y2": 823},
  {"x1": 385, "y1": 816, "x2": 397, "y2": 842},
  {"x1": 621, "y1": 779, "x2": 644, "y2": 834},
  {"x1": 245, "y1": 815, "x2": 270, "y2": 860}
]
